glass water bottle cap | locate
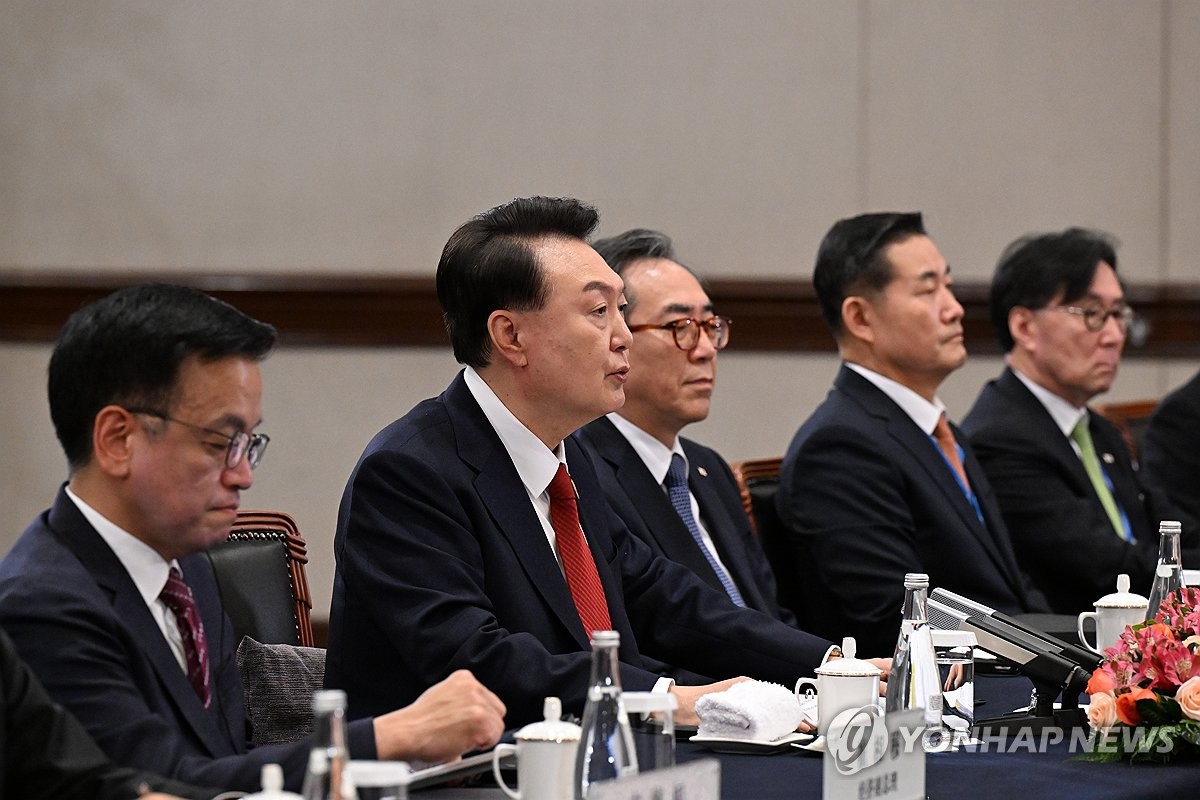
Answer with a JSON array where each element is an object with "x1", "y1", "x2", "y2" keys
[
  {"x1": 1160, "y1": 520, "x2": 1182, "y2": 534},
  {"x1": 312, "y1": 689, "x2": 347, "y2": 713},
  {"x1": 589, "y1": 630, "x2": 620, "y2": 647},
  {"x1": 903, "y1": 573, "x2": 930, "y2": 588}
]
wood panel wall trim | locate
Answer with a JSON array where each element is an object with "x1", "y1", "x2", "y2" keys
[{"x1": 2, "y1": 270, "x2": 1198, "y2": 357}]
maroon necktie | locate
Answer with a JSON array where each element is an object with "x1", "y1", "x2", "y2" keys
[
  {"x1": 547, "y1": 464, "x2": 612, "y2": 638},
  {"x1": 160, "y1": 567, "x2": 212, "y2": 707}
]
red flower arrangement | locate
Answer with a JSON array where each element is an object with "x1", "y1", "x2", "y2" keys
[{"x1": 1084, "y1": 587, "x2": 1200, "y2": 762}]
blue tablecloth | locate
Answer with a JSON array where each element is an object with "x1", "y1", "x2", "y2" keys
[
  {"x1": 680, "y1": 674, "x2": 1198, "y2": 800},
  {"x1": 425, "y1": 674, "x2": 1198, "y2": 799}
]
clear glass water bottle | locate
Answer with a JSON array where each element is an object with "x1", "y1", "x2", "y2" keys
[
  {"x1": 301, "y1": 689, "x2": 357, "y2": 800},
  {"x1": 884, "y1": 573, "x2": 943, "y2": 747},
  {"x1": 1146, "y1": 520, "x2": 1183, "y2": 622},
  {"x1": 574, "y1": 630, "x2": 638, "y2": 799}
]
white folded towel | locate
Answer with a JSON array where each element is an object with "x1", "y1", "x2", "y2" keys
[{"x1": 694, "y1": 680, "x2": 802, "y2": 741}]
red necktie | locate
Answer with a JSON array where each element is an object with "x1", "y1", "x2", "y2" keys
[
  {"x1": 933, "y1": 413, "x2": 971, "y2": 492},
  {"x1": 547, "y1": 464, "x2": 612, "y2": 638},
  {"x1": 160, "y1": 567, "x2": 212, "y2": 707}
]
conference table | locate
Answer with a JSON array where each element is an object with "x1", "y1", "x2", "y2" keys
[{"x1": 423, "y1": 674, "x2": 1199, "y2": 799}]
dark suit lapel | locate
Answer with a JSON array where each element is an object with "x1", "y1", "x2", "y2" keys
[
  {"x1": 586, "y1": 420, "x2": 725, "y2": 591},
  {"x1": 683, "y1": 447, "x2": 767, "y2": 606},
  {"x1": 46, "y1": 491, "x2": 238, "y2": 757},
  {"x1": 445, "y1": 376, "x2": 596, "y2": 650},
  {"x1": 995, "y1": 370, "x2": 1094, "y2": 494},
  {"x1": 836, "y1": 368, "x2": 1013, "y2": 577},
  {"x1": 1088, "y1": 410, "x2": 1146, "y2": 538}
]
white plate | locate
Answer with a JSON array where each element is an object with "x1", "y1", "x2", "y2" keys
[
  {"x1": 791, "y1": 735, "x2": 825, "y2": 754},
  {"x1": 690, "y1": 731, "x2": 815, "y2": 755}
]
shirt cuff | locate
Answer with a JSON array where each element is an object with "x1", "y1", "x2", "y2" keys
[{"x1": 652, "y1": 676, "x2": 676, "y2": 693}]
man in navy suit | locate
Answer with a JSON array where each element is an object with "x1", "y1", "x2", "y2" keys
[
  {"x1": 1143, "y1": 369, "x2": 1200, "y2": 529},
  {"x1": 0, "y1": 284, "x2": 504, "y2": 792},
  {"x1": 776, "y1": 212, "x2": 1048, "y2": 656},
  {"x1": 961, "y1": 228, "x2": 1196, "y2": 613},
  {"x1": 576, "y1": 228, "x2": 794, "y2": 624},
  {"x1": 325, "y1": 197, "x2": 886, "y2": 729}
]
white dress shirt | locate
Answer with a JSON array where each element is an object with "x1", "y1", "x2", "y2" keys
[
  {"x1": 463, "y1": 368, "x2": 676, "y2": 691},
  {"x1": 1012, "y1": 367, "x2": 1088, "y2": 455},
  {"x1": 606, "y1": 413, "x2": 736, "y2": 580},
  {"x1": 846, "y1": 362, "x2": 947, "y2": 435},
  {"x1": 64, "y1": 486, "x2": 190, "y2": 674}
]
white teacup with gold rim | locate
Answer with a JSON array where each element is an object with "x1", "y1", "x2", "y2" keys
[
  {"x1": 1077, "y1": 573, "x2": 1148, "y2": 655},
  {"x1": 794, "y1": 636, "x2": 881, "y2": 735},
  {"x1": 492, "y1": 697, "x2": 580, "y2": 800}
]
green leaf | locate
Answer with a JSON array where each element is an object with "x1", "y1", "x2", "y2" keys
[{"x1": 1137, "y1": 697, "x2": 1181, "y2": 726}]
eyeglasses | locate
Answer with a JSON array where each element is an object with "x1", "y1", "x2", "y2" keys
[
  {"x1": 125, "y1": 408, "x2": 270, "y2": 470},
  {"x1": 1054, "y1": 303, "x2": 1136, "y2": 334},
  {"x1": 628, "y1": 316, "x2": 731, "y2": 351}
]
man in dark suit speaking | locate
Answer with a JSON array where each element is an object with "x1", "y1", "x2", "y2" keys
[
  {"x1": 775, "y1": 212, "x2": 1048, "y2": 655},
  {"x1": 325, "y1": 197, "x2": 884, "y2": 729},
  {"x1": 576, "y1": 228, "x2": 794, "y2": 624}
]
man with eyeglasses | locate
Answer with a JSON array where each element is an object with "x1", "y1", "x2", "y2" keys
[
  {"x1": 961, "y1": 228, "x2": 1197, "y2": 614},
  {"x1": 775, "y1": 212, "x2": 1048, "y2": 656},
  {"x1": 0, "y1": 283, "x2": 505, "y2": 793},
  {"x1": 575, "y1": 229, "x2": 795, "y2": 625}
]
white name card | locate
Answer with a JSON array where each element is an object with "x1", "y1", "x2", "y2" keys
[
  {"x1": 823, "y1": 707, "x2": 925, "y2": 800},
  {"x1": 588, "y1": 759, "x2": 721, "y2": 800}
]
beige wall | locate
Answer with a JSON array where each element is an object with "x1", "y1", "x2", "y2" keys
[{"x1": 3, "y1": 1, "x2": 1198, "y2": 616}]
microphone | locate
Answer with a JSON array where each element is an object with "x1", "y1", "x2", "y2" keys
[
  {"x1": 928, "y1": 597, "x2": 1092, "y2": 734},
  {"x1": 930, "y1": 587, "x2": 1101, "y2": 671},
  {"x1": 926, "y1": 599, "x2": 1089, "y2": 691}
]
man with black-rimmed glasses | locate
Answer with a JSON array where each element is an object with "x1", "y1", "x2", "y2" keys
[{"x1": 962, "y1": 228, "x2": 1198, "y2": 614}]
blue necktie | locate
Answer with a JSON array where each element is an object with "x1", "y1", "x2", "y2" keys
[{"x1": 664, "y1": 454, "x2": 746, "y2": 607}]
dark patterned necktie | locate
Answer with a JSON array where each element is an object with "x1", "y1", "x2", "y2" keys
[
  {"x1": 547, "y1": 464, "x2": 612, "y2": 638},
  {"x1": 665, "y1": 453, "x2": 746, "y2": 607},
  {"x1": 159, "y1": 567, "x2": 212, "y2": 707}
]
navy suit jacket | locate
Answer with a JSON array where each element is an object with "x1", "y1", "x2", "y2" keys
[
  {"x1": 0, "y1": 489, "x2": 373, "y2": 792},
  {"x1": 961, "y1": 368, "x2": 1196, "y2": 613},
  {"x1": 576, "y1": 417, "x2": 795, "y2": 624},
  {"x1": 775, "y1": 365, "x2": 1048, "y2": 655},
  {"x1": 0, "y1": 627, "x2": 214, "y2": 800},
  {"x1": 324, "y1": 372, "x2": 833, "y2": 728},
  {"x1": 1142, "y1": 370, "x2": 1200, "y2": 530}
]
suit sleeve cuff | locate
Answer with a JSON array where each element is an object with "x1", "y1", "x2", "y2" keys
[{"x1": 347, "y1": 717, "x2": 379, "y2": 760}]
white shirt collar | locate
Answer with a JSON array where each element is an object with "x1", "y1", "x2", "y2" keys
[
  {"x1": 1011, "y1": 367, "x2": 1087, "y2": 437},
  {"x1": 846, "y1": 362, "x2": 947, "y2": 435},
  {"x1": 463, "y1": 366, "x2": 566, "y2": 495},
  {"x1": 606, "y1": 413, "x2": 686, "y2": 484},
  {"x1": 64, "y1": 485, "x2": 175, "y2": 607}
]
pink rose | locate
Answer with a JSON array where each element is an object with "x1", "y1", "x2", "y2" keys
[
  {"x1": 1177, "y1": 676, "x2": 1200, "y2": 721},
  {"x1": 1087, "y1": 691, "x2": 1118, "y2": 731}
]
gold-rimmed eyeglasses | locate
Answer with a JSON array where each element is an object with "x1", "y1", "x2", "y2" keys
[
  {"x1": 627, "y1": 316, "x2": 731, "y2": 351},
  {"x1": 1054, "y1": 303, "x2": 1135, "y2": 334},
  {"x1": 125, "y1": 408, "x2": 269, "y2": 470}
]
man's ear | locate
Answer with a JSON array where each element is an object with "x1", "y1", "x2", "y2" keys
[
  {"x1": 91, "y1": 406, "x2": 139, "y2": 478},
  {"x1": 841, "y1": 295, "x2": 876, "y2": 345},
  {"x1": 487, "y1": 309, "x2": 528, "y2": 367},
  {"x1": 1008, "y1": 306, "x2": 1036, "y2": 352}
]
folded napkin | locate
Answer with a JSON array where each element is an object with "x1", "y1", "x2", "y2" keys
[{"x1": 695, "y1": 680, "x2": 802, "y2": 741}]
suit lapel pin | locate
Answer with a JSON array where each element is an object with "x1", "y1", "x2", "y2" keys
[
  {"x1": 697, "y1": 466, "x2": 708, "y2": 477},
  {"x1": 1102, "y1": 453, "x2": 1115, "y2": 464}
]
